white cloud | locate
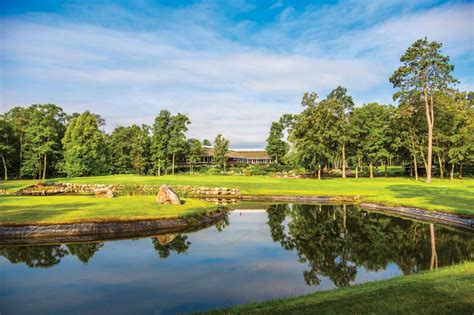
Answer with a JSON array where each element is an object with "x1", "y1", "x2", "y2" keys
[{"x1": 0, "y1": 1, "x2": 472, "y2": 147}]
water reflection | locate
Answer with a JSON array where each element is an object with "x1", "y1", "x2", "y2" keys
[
  {"x1": 267, "y1": 204, "x2": 473, "y2": 286},
  {"x1": 0, "y1": 204, "x2": 472, "y2": 314}
]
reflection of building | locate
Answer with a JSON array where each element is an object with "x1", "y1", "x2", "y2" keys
[{"x1": 201, "y1": 146, "x2": 273, "y2": 165}]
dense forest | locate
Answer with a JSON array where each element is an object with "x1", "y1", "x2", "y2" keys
[{"x1": 0, "y1": 38, "x2": 472, "y2": 181}]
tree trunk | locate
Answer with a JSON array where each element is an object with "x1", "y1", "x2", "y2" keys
[
  {"x1": 172, "y1": 153, "x2": 175, "y2": 175},
  {"x1": 42, "y1": 154, "x2": 47, "y2": 180},
  {"x1": 459, "y1": 163, "x2": 463, "y2": 179},
  {"x1": 429, "y1": 224, "x2": 438, "y2": 270},
  {"x1": 424, "y1": 90, "x2": 434, "y2": 184},
  {"x1": 1, "y1": 154, "x2": 7, "y2": 180},
  {"x1": 384, "y1": 162, "x2": 388, "y2": 177},
  {"x1": 450, "y1": 163, "x2": 454, "y2": 180},
  {"x1": 369, "y1": 160, "x2": 373, "y2": 179},
  {"x1": 437, "y1": 154, "x2": 444, "y2": 179},
  {"x1": 341, "y1": 143, "x2": 346, "y2": 178},
  {"x1": 158, "y1": 159, "x2": 161, "y2": 176},
  {"x1": 317, "y1": 164, "x2": 321, "y2": 180},
  {"x1": 414, "y1": 154, "x2": 419, "y2": 181}
]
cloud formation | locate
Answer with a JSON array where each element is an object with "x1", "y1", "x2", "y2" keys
[{"x1": 1, "y1": 1, "x2": 472, "y2": 147}]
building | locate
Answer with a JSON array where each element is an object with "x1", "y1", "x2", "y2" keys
[{"x1": 201, "y1": 146, "x2": 273, "y2": 165}]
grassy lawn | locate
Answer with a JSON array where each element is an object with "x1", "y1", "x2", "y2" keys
[
  {"x1": 204, "y1": 262, "x2": 474, "y2": 314},
  {"x1": 1, "y1": 175, "x2": 472, "y2": 225},
  {"x1": 0, "y1": 179, "x2": 39, "y2": 192},
  {"x1": 40, "y1": 174, "x2": 474, "y2": 215},
  {"x1": 0, "y1": 195, "x2": 215, "y2": 225}
]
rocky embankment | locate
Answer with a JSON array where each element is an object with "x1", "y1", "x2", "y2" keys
[{"x1": 18, "y1": 183, "x2": 241, "y2": 198}]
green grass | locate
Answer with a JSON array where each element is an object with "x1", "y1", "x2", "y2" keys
[
  {"x1": 0, "y1": 195, "x2": 215, "y2": 225},
  {"x1": 1, "y1": 174, "x2": 472, "y2": 225},
  {"x1": 204, "y1": 262, "x2": 474, "y2": 315},
  {"x1": 41, "y1": 174, "x2": 474, "y2": 215},
  {"x1": 0, "y1": 179, "x2": 38, "y2": 192}
]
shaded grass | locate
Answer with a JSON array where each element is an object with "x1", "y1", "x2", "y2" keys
[
  {"x1": 0, "y1": 195, "x2": 215, "y2": 225},
  {"x1": 44, "y1": 174, "x2": 474, "y2": 215},
  {"x1": 203, "y1": 262, "x2": 474, "y2": 315}
]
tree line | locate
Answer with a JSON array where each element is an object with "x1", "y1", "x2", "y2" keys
[
  {"x1": 0, "y1": 108, "x2": 231, "y2": 180},
  {"x1": 265, "y1": 38, "x2": 473, "y2": 182}
]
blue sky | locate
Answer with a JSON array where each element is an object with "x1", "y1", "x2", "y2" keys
[{"x1": 1, "y1": 0, "x2": 473, "y2": 147}]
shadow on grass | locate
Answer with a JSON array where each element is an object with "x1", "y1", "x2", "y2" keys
[{"x1": 387, "y1": 185, "x2": 474, "y2": 213}]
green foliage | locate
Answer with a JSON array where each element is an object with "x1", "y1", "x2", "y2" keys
[
  {"x1": 61, "y1": 111, "x2": 108, "y2": 177},
  {"x1": 109, "y1": 124, "x2": 150, "y2": 175},
  {"x1": 187, "y1": 138, "x2": 203, "y2": 174},
  {"x1": 150, "y1": 110, "x2": 172, "y2": 176},
  {"x1": 21, "y1": 104, "x2": 66, "y2": 179},
  {"x1": 351, "y1": 103, "x2": 394, "y2": 176},
  {"x1": 214, "y1": 134, "x2": 230, "y2": 172},
  {"x1": 265, "y1": 120, "x2": 288, "y2": 164},
  {"x1": 0, "y1": 117, "x2": 16, "y2": 180}
]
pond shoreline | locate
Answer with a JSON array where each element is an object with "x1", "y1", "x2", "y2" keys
[
  {"x1": 241, "y1": 195, "x2": 474, "y2": 230},
  {"x1": 0, "y1": 209, "x2": 226, "y2": 245},
  {"x1": 1, "y1": 195, "x2": 472, "y2": 244}
]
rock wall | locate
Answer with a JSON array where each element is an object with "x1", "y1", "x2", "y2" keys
[{"x1": 18, "y1": 183, "x2": 241, "y2": 198}]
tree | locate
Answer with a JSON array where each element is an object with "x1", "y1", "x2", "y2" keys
[
  {"x1": 265, "y1": 120, "x2": 288, "y2": 164},
  {"x1": 351, "y1": 103, "x2": 393, "y2": 178},
  {"x1": 130, "y1": 124, "x2": 150, "y2": 175},
  {"x1": 202, "y1": 139, "x2": 211, "y2": 146},
  {"x1": 168, "y1": 113, "x2": 190, "y2": 175},
  {"x1": 151, "y1": 110, "x2": 172, "y2": 176},
  {"x1": 187, "y1": 138, "x2": 202, "y2": 174},
  {"x1": 109, "y1": 124, "x2": 150, "y2": 175},
  {"x1": 21, "y1": 104, "x2": 66, "y2": 179},
  {"x1": 61, "y1": 111, "x2": 108, "y2": 177},
  {"x1": 327, "y1": 86, "x2": 354, "y2": 178},
  {"x1": 214, "y1": 134, "x2": 229, "y2": 172},
  {"x1": 3, "y1": 107, "x2": 29, "y2": 177},
  {"x1": 0, "y1": 118, "x2": 15, "y2": 180},
  {"x1": 290, "y1": 92, "x2": 331, "y2": 179},
  {"x1": 390, "y1": 38, "x2": 457, "y2": 183}
]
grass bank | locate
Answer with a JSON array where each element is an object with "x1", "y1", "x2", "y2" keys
[
  {"x1": 46, "y1": 174, "x2": 474, "y2": 215},
  {"x1": 0, "y1": 195, "x2": 215, "y2": 225},
  {"x1": 204, "y1": 262, "x2": 474, "y2": 314}
]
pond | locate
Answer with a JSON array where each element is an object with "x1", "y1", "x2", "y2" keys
[{"x1": 1, "y1": 203, "x2": 473, "y2": 314}]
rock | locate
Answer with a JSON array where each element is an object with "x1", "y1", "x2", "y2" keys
[
  {"x1": 94, "y1": 187, "x2": 115, "y2": 198},
  {"x1": 156, "y1": 185, "x2": 181, "y2": 205}
]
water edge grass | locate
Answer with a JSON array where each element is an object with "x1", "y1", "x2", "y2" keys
[{"x1": 203, "y1": 262, "x2": 474, "y2": 314}]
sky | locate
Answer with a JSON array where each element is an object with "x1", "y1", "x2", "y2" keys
[{"x1": 1, "y1": 0, "x2": 473, "y2": 148}]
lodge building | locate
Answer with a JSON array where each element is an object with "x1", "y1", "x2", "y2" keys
[{"x1": 201, "y1": 146, "x2": 273, "y2": 165}]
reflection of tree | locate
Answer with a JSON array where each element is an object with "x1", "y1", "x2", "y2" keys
[
  {"x1": 215, "y1": 212, "x2": 230, "y2": 232},
  {"x1": 66, "y1": 242, "x2": 104, "y2": 264},
  {"x1": 0, "y1": 245, "x2": 68, "y2": 268},
  {"x1": 152, "y1": 234, "x2": 190, "y2": 259},
  {"x1": 266, "y1": 204, "x2": 293, "y2": 250},
  {"x1": 267, "y1": 204, "x2": 474, "y2": 287}
]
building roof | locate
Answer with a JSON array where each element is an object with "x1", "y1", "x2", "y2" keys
[{"x1": 202, "y1": 146, "x2": 271, "y2": 159}]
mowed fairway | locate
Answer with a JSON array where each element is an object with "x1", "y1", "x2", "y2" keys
[
  {"x1": 0, "y1": 195, "x2": 215, "y2": 225},
  {"x1": 52, "y1": 174, "x2": 474, "y2": 215}
]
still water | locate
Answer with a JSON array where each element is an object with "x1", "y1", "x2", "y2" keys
[{"x1": 1, "y1": 204, "x2": 473, "y2": 314}]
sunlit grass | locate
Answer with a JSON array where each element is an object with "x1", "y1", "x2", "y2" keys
[
  {"x1": 0, "y1": 195, "x2": 215, "y2": 225},
  {"x1": 48, "y1": 174, "x2": 474, "y2": 215}
]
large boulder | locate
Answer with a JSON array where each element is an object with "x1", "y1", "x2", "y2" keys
[
  {"x1": 94, "y1": 187, "x2": 115, "y2": 198},
  {"x1": 156, "y1": 185, "x2": 181, "y2": 205}
]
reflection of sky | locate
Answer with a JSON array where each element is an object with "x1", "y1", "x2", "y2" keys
[{"x1": 0, "y1": 210, "x2": 463, "y2": 314}]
